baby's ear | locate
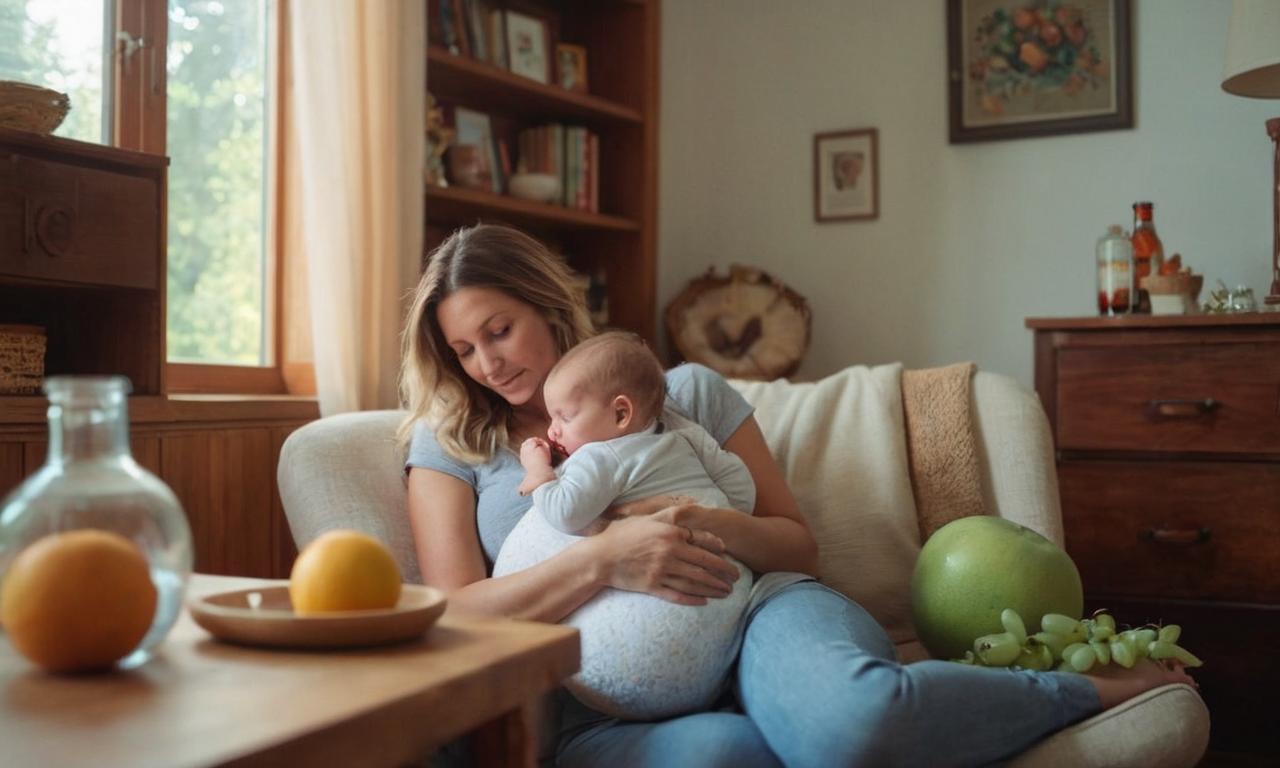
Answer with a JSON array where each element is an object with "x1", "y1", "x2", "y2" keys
[{"x1": 613, "y1": 395, "x2": 635, "y2": 429}]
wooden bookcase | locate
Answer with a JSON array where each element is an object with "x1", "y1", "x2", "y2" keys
[{"x1": 425, "y1": 0, "x2": 660, "y2": 343}]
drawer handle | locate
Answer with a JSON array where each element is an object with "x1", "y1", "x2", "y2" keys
[
  {"x1": 1140, "y1": 527, "x2": 1211, "y2": 546},
  {"x1": 1146, "y1": 398, "x2": 1219, "y2": 418}
]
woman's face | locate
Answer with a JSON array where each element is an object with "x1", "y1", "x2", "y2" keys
[{"x1": 435, "y1": 286, "x2": 561, "y2": 412}]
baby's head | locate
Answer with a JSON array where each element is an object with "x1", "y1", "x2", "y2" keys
[{"x1": 543, "y1": 331, "x2": 666, "y2": 455}]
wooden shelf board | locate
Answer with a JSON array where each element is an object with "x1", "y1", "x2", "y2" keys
[
  {"x1": 0, "y1": 394, "x2": 319, "y2": 428},
  {"x1": 425, "y1": 185, "x2": 639, "y2": 233},
  {"x1": 427, "y1": 46, "x2": 643, "y2": 126}
]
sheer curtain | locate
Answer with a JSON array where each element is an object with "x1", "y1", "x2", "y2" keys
[{"x1": 283, "y1": 0, "x2": 424, "y2": 415}]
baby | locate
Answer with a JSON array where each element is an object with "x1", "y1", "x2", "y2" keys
[{"x1": 492, "y1": 332, "x2": 755, "y2": 720}]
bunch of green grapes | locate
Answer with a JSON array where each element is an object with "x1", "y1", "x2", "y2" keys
[{"x1": 954, "y1": 609, "x2": 1203, "y2": 672}]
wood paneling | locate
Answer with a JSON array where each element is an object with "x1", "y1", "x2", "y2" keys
[
  {"x1": 161, "y1": 426, "x2": 285, "y2": 578},
  {"x1": 0, "y1": 442, "x2": 24, "y2": 495},
  {"x1": 2, "y1": 406, "x2": 314, "y2": 579}
]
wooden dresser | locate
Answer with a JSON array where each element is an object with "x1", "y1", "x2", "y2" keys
[{"x1": 1027, "y1": 314, "x2": 1280, "y2": 761}]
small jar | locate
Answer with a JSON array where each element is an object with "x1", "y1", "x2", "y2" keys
[
  {"x1": 0, "y1": 376, "x2": 193, "y2": 669},
  {"x1": 1096, "y1": 225, "x2": 1133, "y2": 316}
]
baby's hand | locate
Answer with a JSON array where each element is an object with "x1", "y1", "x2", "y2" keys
[{"x1": 519, "y1": 437, "x2": 552, "y2": 471}]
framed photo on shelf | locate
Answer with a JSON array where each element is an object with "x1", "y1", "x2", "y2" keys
[
  {"x1": 947, "y1": 0, "x2": 1132, "y2": 143},
  {"x1": 505, "y1": 10, "x2": 550, "y2": 84},
  {"x1": 813, "y1": 128, "x2": 879, "y2": 223},
  {"x1": 451, "y1": 107, "x2": 501, "y2": 194},
  {"x1": 556, "y1": 43, "x2": 588, "y2": 93}
]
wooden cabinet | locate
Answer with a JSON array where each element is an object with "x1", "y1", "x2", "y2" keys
[
  {"x1": 1028, "y1": 314, "x2": 1280, "y2": 761},
  {"x1": 0, "y1": 129, "x2": 317, "y2": 579},
  {"x1": 0, "y1": 127, "x2": 166, "y2": 396},
  {"x1": 425, "y1": 0, "x2": 659, "y2": 342}
]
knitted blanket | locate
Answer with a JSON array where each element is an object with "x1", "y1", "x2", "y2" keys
[{"x1": 902, "y1": 362, "x2": 987, "y2": 541}]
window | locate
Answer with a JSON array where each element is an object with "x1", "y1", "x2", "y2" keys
[
  {"x1": 0, "y1": 0, "x2": 111, "y2": 144},
  {"x1": 165, "y1": 0, "x2": 272, "y2": 367},
  {"x1": 3, "y1": 0, "x2": 286, "y2": 392}
]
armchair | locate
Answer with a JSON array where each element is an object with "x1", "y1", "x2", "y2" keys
[{"x1": 278, "y1": 365, "x2": 1209, "y2": 767}]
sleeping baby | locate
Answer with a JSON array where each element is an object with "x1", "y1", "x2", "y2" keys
[{"x1": 492, "y1": 331, "x2": 755, "y2": 720}]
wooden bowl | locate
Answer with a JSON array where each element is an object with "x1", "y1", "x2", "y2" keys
[
  {"x1": 1141, "y1": 273, "x2": 1204, "y2": 302},
  {"x1": 188, "y1": 584, "x2": 447, "y2": 649}
]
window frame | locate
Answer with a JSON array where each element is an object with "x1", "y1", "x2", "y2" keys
[{"x1": 113, "y1": 0, "x2": 299, "y2": 396}]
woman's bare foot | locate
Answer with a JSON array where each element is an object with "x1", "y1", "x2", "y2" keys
[{"x1": 1086, "y1": 659, "x2": 1198, "y2": 709}]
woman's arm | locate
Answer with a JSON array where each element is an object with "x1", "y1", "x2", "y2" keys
[
  {"x1": 407, "y1": 467, "x2": 740, "y2": 622},
  {"x1": 658, "y1": 416, "x2": 820, "y2": 577}
]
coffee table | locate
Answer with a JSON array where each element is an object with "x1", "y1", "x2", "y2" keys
[{"x1": 1, "y1": 574, "x2": 580, "y2": 767}]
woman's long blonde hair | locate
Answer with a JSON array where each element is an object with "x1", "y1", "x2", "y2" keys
[{"x1": 398, "y1": 224, "x2": 596, "y2": 463}]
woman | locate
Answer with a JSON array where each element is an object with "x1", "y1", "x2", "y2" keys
[{"x1": 400, "y1": 224, "x2": 1193, "y2": 767}]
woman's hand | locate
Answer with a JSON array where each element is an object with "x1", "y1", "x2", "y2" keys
[{"x1": 589, "y1": 515, "x2": 739, "y2": 606}]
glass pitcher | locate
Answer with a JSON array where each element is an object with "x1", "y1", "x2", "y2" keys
[{"x1": 0, "y1": 376, "x2": 193, "y2": 668}]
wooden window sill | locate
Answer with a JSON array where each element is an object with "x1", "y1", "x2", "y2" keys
[{"x1": 0, "y1": 394, "x2": 320, "y2": 426}]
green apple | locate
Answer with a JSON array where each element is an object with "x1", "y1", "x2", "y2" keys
[{"x1": 910, "y1": 516, "x2": 1083, "y2": 661}]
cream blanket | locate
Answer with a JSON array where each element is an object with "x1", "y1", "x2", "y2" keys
[{"x1": 731, "y1": 364, "x2": 923, "y2": 643}]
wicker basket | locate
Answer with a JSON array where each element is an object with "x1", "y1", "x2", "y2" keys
[
  {"x1": 0, "y1": 325, "x2": 47, "y2": 395},
  {"x1": 0, "y1": 81, "x2": 70, "y2": 134}
]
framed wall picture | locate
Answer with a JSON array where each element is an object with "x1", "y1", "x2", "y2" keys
[
  {"x1": 947, "y1": 0, "x2": 1132, "y2": 143},
  {"x1": 505, "y1": 10, "x2": 550, "y2": 84},
  {"x1": 556, "y1": 43, "x2": 588, "y2": 93},
  {"x1": 813, "y1": 128, "x2": 879, "y2": 223}
]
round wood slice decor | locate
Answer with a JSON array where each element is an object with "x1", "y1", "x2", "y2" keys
[{"x1": 665, "y1": 265, "x2": 812, "y2": 381}]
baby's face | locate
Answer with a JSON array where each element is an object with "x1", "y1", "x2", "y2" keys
[{"x1": 544, "y1": 366, "x2": 621, "y2": 455}]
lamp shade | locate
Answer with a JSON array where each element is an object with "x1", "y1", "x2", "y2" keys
[{"x1": 1223, "y1": 0, "x2": 1280, "y2": 97}]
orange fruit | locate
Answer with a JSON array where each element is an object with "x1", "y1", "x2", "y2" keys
[
  {"x1": 1, "y1": 529, "x2": 157, "y2": 673},
  {"x1": 289, "y1": 530, "x2": 401, "y2": 615}
]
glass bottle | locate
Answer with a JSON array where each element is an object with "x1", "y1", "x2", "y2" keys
[
  {"x1": 0, "y1": 376, "x2": 193, "y2": 669},
  {"x1": 1096, "y1": 225, "x2": 1133, "y2": 316},
  {"x1": 1131, "y1": 202, "x2": 1165, "y2": 313}
]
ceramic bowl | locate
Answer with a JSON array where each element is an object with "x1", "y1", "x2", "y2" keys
[{"x1": 508, "y1": 172, "x2": 560, "y2": 204}]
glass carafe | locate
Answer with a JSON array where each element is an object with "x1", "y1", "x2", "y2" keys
[{"x1": 0, "y1": 376, "x2": 193, "y2": 669}]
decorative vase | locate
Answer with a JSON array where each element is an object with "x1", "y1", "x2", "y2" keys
[{"x1": 0, "y1": 376, "x2": 193, "y2": 668}]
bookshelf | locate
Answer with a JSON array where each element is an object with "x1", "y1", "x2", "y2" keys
[{"x1": 425, "y1": 0, "x2": 660, "y2": 343}]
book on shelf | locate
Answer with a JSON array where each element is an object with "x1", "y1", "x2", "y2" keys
[
  {"x1": 430, "y1": 0, "x2": 592, "y2": 95},
  {"x1": 515, "y1": 123, "x2": 599, "y2": 213}
]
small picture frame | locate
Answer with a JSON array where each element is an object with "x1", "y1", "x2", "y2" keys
[
  {"x1": 505, "y1": 10, "x2": 550, "y2": 84},
  {"x1": 556, "y1": 43, "x2": 588, "y2": 93},
  {"x1": 813, "y1": 128, "x2": 879, "y2": 223}
]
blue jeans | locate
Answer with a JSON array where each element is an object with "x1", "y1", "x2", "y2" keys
[{"x1": 556, "y1": 581, "x2": 1100, "y2": 768}]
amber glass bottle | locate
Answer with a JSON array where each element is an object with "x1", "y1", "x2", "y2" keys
[{"x1": 1131, "y1": 202, "x2": 1164, "y2": 313}]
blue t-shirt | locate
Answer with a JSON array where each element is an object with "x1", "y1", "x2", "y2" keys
[{"x1": 405, "y1": 363, "x2": 755, "y2": 568}]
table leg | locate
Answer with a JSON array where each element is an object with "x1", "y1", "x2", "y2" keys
[{"x1": 472, "y1": 700, "x2": 538, "y2": 768}]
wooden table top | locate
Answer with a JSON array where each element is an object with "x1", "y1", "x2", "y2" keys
[{"x1": 1, "y1": 574, "x2": 580, "y2": 768}]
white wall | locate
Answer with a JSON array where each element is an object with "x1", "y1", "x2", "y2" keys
[{"x1": 659, "y1": 0, "x2": 1277, "y2": 387}]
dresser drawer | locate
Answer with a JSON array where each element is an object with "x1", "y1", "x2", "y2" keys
[
  {"x1": 0, "y1": 152, "x2": 160, "y2": 289},
  {"x1": 1055, "y1": 342, "x2": 1280, "y2": 454},
  {"x1": 1060, "y1": 460, "x2": 1280, "y2": 603}
]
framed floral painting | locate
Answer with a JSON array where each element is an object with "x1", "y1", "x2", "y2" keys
[
  {"x1": 947, "y1": 0, "x2": 1132, "y2": 143},
  {"x1": 813, "y1": 128, "x2": 879, "y2": 223}
]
